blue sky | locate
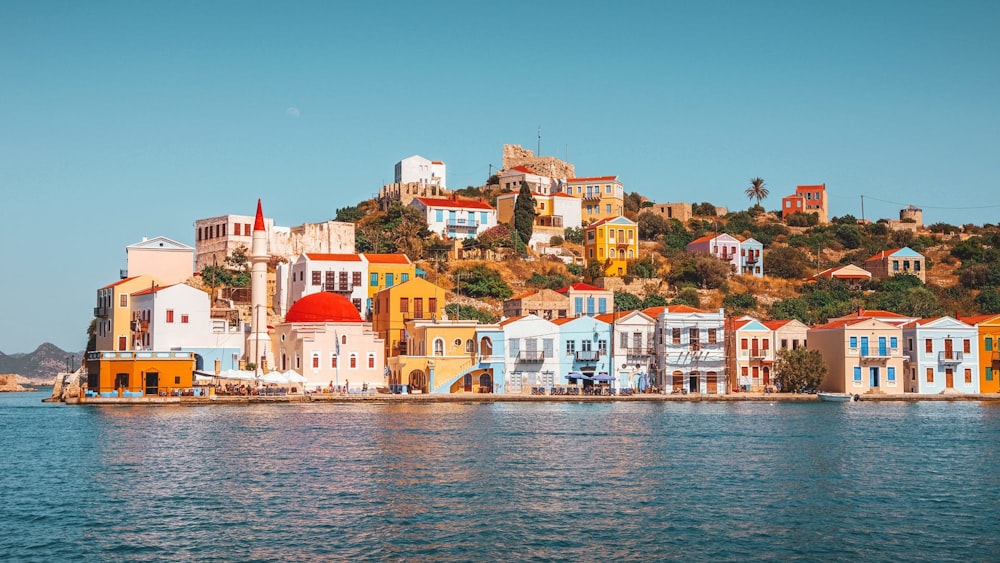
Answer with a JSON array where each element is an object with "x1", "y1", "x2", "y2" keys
[{"x1": 1, "y1": 1, "x2": 998, "y2": 354}]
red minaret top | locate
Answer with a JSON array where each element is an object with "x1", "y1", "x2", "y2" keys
[{"x1": 254, "y1": 199, "x2": 265, "y2": 231}]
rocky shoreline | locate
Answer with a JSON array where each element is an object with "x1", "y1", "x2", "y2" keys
[{"x1": 0, "y1": 374, "x2": 33, "y2": 392}]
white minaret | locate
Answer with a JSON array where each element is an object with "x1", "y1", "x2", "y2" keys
[{"x1": 248, "y1": 199, "x2": 273, "y2": 373}]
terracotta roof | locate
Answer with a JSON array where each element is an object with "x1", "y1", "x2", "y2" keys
[
  {"x1": 499, "y1": 315, "x2": 527, "y2": 327},
  {"x1": 414, "y1": 196, "x2": 494, "y2": 210},
  {"x1": 131, "y1": 283, "x2": 176, "y2": 296},
  {"x1": 727, "y1": 318, "x2": 753, "y2": 330},
  {"x1": 594, "y1": 313, "x2": 616, "y2": 323},
  {"x1": 811, "y1": 318, "x2": 869, "y2": 330},
  {"x1": 431, "y1": 160, "x2": 444, "y2": 165},
  {"x1": 286, "y1": 292, "x2": 362, "y2": 323},
  {"x1": 362, "y1": 253, "x2": 411, "y2": 264},
  {"x1": 305, "y1": 253, "x2": 362, "y2": 262},
  {"x1": 551, "y1": 192, "x2": 576, "y2": 198},
  {"x1": 508, "y1": 290, "x2": 539, "y2": 301},
  {"x1": 550, "y1": 317, "x2": 575, "y2": 325},
  {"x1": 555, "y1": 283, "x2": 604, "y2": 293},
  {"x1": 510, "y1": 165, "x2": 535, "y2": 174},
  {"x1": 642, "y1": 306, "x2": 667, "y2": 318},
  {"x1": 567, "y1": 176, "x2": 618, "y2": 183},
  {"x1": 689, "y1": 234, "x2": 716, "y2": 245},
  {"x1": 101, "y1": 276, "x2": 143, "y2": 289},
  {"x1": 254, "y1": 199, "x2": 265, "y2": 231},
  {"x1": 762, "y1": 320, "x2": 793, "y2": 330},
  {"x1": 866, "y1": 248, "x2": 903, "y2": 262},
  {"x1": 666, "y1": 305, "x2": 704, "y2": 314},
  {"x1": 956, "y1": 314, "x2": 1000, "y2": 325}
]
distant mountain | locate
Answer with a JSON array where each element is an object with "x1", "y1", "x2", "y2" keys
[{"x1": 0, "y1": 343, "x2": 84, "y2": 383}]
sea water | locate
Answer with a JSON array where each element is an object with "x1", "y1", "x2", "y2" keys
[{"x1": 2, "y1": 390, "x2": 998, "y2": 561}]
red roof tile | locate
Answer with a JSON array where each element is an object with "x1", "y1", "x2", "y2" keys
[
  {"x1": 305, "y1": 253, "x2": 362, "y2": 262},
  {"x1": 510, "y1": 165, "x2": 535, "y2": 174},
  {"x1": 414, "y1": 197, "x2": 494, "y2": 210},
  {"x1": 866, "y1": 248, "x2": 903, "y2": 262},
  {"x1": 131, "y1": 283, "x2": 176, "y2": 296},
  {"x1": 567, "y1": 176, "x2": 618, "y2": 183},
  {"x1": 550, "y1": 317, "x2": 575, "y2": 325},
  {"x1": 555, "y1": 283, "x2": 604, "y2": 293},
  {"x1": 362, "y1": 253, "x2": 411, "y2": 264},
  {"x1": 101, "y1": 276, "x2": 143, "y2": 289},
  {"x1": 762, "y1": 320, "x2": 793, "y2": 330},
  {"x1": 499, "y1": 315, "x2": 527, "y2": 327}
]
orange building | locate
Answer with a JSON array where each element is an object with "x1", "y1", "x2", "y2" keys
[
  {"x1": 961, "y1": 314, "x2": 1000, "y2": 394},
  {"x1": 781, "y1": 184, "x2": 828, "y2": 223},
  {"x1": 84, "y1": 350, "x2": 196, "y2": 398}
]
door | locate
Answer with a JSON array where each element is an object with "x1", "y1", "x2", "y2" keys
[
  {"x1": 860, "y1": 337, "x2": 869, "y2": 357},
  {"x1": 144, "y1": 371, "x2": 159, "y2": 396},
  {"x1": 878, "y1": 337, "x2": 887, "y2": 357},
  {"x1": 463, "y1": 373, "x2": 472, "y2": 392},
  {"x1": 946, "y1": 369, "x2": 954, "y2": 388},
  {"x1": 944, "y1": 339, "x2": 953, "y2": 360},
  {"x1": 869, "y1": 367, "x2": 879, "y2": 388},
  {"x1": 689, "y1": 374, "x2": 699, "y2": 393},
  {"x1": 118, "y1": 336, "x2": 127, "y2": 351}
]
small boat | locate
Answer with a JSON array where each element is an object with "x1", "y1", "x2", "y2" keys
[{"x1": 817, "y1": 392, "x2": 858, "y2": 402}]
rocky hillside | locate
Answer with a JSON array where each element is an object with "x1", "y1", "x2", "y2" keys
[{"x1": 0, "y1": 343, "x2": 82, "y2": 383}]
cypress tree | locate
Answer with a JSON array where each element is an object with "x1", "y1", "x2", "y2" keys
[{"x1": 513, "y1": 181, "x2": 535, "y2": 248}]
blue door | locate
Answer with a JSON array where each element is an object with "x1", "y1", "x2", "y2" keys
[
  {"x1": 878, "y1": 337, "x2": 887, "y2": 357},
  {"x1": 869, "y1": 367, "x2": 880, "y2": 387},
  {"x1": 860, "y1": 337, "x2": 869, "y2": 356}
]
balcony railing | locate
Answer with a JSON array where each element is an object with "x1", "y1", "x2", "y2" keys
[
  {"x1": 858, "y1": 348, "x2": 892, "y2": 360},
  {"x1": 938, "y1": 351, "x2": 964, "y2": 364},
  {"x1": 94, "y1": 306, "x2": 109, "y2": 318},
  {"x1": 574, "y1": 350, "x2": 601, "y2": 362},
  {"x1": 517, "y1": 351, "x2": 545, "y2": 363},
  {"x1": 582, "y1": 193, "x2": 601, "y2": 201},
  {"x1": 624, "y1": 347, "x2": 652, "y2": 358},
  {"x1": 446, "y1": 219, "x2": 480, "y2": 229}
]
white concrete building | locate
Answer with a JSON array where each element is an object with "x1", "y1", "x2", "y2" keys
[
  {"x1": 597, "y1": 309, "x2": 657, "y2": 390},
  {"x1": 286, "y1": 253, "x2": 368, "y2": 315},
  {"x1": 410, "y1": 195, "x2": 496, "y2": 239},
  {"x1": 499, "y1": 315, "x2": 561, "y2": 393},
  {"x1": 395, "y1": 155, "x2": 446, "y2": 189},
  {"x1": 902, "y1": 316, "x2": 979, "y2": 394},
  {"x1": 130, "y1": 283, "x2": 244, "y2": 371},
  {"x1": 656, "y1": 306, "x2": 727, "y2": 394}
]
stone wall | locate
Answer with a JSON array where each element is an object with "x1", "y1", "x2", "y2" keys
[
  {"x1": 594, "y1": 277, "x2": 669, "y2": 300},
  {"x1": 379, "y1": 182, "x2": 449, "y2": 211},
  {"x1": 501, "y1": 144, "x2": 575, "y2": 179},
  {"x1": 271, "y1": 221, "x2": 355, "y2": 258}
]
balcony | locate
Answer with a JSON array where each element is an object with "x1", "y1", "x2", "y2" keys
[
  {"x1": 130, "y1": 320, "x2": 149, "y2": 333},
  {"x1": 517, "y1": 351, "x2": 545, "y2": 363},
  {"x1": 938, "y1": 351, "x2": 964, "y2": 365},
  {"x1": 446, "y1": 219, "x2": 480, "y2": 229},
  {"x1": 624, "y1": 347, "x2": 652, "y2": 359},
  {"x1": 323, "y1": 282, "x2": 354, "y2": 294},
  {"x1": 858, "y1": 348, "x2": 891, "y2": 362},
  {"x1": 745, "y1": 256, "x2": 758, "y2": 265},
  {"x1": 574, "y1": 350, "x2": 601, "y2": 362},
  {"x1": 94, "y1": 306, "x2": 110, "y2": 318},
  {"x1": 582, "y1": 192, "x2": 601, "y2": 202}
]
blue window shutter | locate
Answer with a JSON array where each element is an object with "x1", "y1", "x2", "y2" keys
[{"x1": 853, "y1": 366, "x2": 862, "y2": 381}]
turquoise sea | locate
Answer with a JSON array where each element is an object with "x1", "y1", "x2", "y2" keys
[{"x1": 2, "y1": 390, "x2": 999, "y2": 562}]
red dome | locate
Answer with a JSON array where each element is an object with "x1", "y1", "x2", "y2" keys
[{"x1": 285, "y1": 292, "x2": 362, "y2": 323}]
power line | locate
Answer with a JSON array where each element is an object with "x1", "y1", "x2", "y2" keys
[{"x1": 856, "y1": 193, "x2": 1000, "y2": 211}]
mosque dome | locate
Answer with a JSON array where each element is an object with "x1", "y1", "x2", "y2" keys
[{"x1": 285, "y1": 292, "x2": 363, "y2": 323}]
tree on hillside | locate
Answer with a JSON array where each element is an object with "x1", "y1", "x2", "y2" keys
[
  {"x1": 335, "y1": 205, "x2": 364, "y2": 223},
  {"x1": 615, "y1": 292, "x2": 643, "y2": 312},
  {"x1": 745, "y1": 177, "x2": 769, "y2": 208},
  {"x1": 671, "y1": 288, "x2": 700, "y2": 308},
  {"x1": 452, "y1": 264, "x2": 512, "y2": 300},
  {"x1": 766, "y1": 246, "x2": 812, "y2": 279},
  {"x1": 513, "y1": 181, "x2": 536, "y2": 248},
  {"x1": 774, "y1": 347, "x2": 827, "y2": 392},
  {"x1": 722, "y1": 292, "x2": 757, "y2": 314}
]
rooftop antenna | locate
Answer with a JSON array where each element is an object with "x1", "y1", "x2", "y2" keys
[{"x1": 537, "y1": 126, "x2": 541, "y2": 155}]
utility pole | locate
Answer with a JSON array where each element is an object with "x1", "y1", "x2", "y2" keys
[
  {"x1": 861, "y1": 195, "x2": 865, "y2": 223},
  {"x1": 537, "y1": 126, "x2": 541, "y2": 155}
]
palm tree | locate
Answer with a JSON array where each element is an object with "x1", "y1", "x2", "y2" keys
[{"x1": 745, "y1": 177, "x2": 769, "y2": 208}]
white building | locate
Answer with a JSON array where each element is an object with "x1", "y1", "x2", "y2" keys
[
  {"x1": 130, "y1": 283, "x2": 244, "y2": 371},
  {"x1": 499, "y1": 315, "x2": 561, "y2": 393},
  {"x1": 497, "y1": 165, "x2": 560, "y2": 195},
  {"x1": 286, "y1": 253, "x2": 368, "y2": 315},
  {"x1": 656, "y1": 306, "x2": 727, "y2": 394},
  {"x1": 410, "y1": 195, "x2": 497, "y2": 239},
  {"x1": 395, "y1": 155, "x2": 446, "y2": 189},
  {"x1": 596, "y1": 309, "x2": 657, "y2": 390},
  {"x1": 902, "y1": 316, "x2": 979, "y2": 394}
]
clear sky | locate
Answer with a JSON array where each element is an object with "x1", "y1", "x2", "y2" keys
[{"x1": 1, "y1": 1, "x2": 998, "y2": 354}]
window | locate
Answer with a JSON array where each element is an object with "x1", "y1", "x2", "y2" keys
[
  {"x1": 762, "y1": 339, "x2": 769, "y2": 350},
  {"x1": 119, "y1": 294, "x2": 128, "y2": 308},
  {"x1": 353, "y1": 272, "x2": 362, "y2": 287},
  {"x1": 965, "y1": 369, "x2": 972, "y2": 384},
  {"x1": 368, "y1": 354, "x2": 375, "y2": 369},
  {"x1": 890, "y1": 337, "x2": 898, "y2": 349},
  {"x1": 781, "y1": 339, "x2": 788, "y2": 349},
  {"x1": 741, "y1": 338, "x2": 748, "y2": 350},
  {"x1": 436, "y1": 210, "x2": 443, "y2": 222},
  {"x1": 689, "y1": 328, "x2": 699, "y2": 345},
  {"x1": 181, "y1": 314, "x2": 189, "y2": 324},
  {"x1": 401, "y1": 273, "x2": 409, "y2": 283},
  {"x1": 887, "y1": 367, "x2": 896, "y2": 382},
  {"x1": 598, "y1": 340, "x2": 607, "y2": 354},
  {"x1": 987, "y1": 338, "x2": 994, "y2": 352},
  {"x1": 926, "y1": 368, "x2": 934, "y2": 383},
  {"x1": 925, "y1": 339, "x2": 933, "y2": 353},
  {"x1": 350, "y1": 354, "x2": 357, "y2": 369},
  {"x1": 166, "y1": 310, "x2": 174, "y2": 323},
  {"x1": 400, "y1": 298, "x2": 409, "y2": 313},
  {"x1": 331, "y1": 355, "x2": 337, "y2": 368},
  {"x1": 672, "y1": 328, "x2": 681, "y2": 344},
  {"x1": 605, "y1": 184, "x2": 611, "y2": 193},
  {"x1": 849, "y1": 336, "x2": 857, "y2": 348},
  {"x1": 466, "y1": 339, "x2": 475, "y2": 353},
  {"x1": 853, "y1": 366, "x2": 862, "y2": 382},
  {"x1": 987, "y1": 367, "x2": 994, "y2": 381},
  {"x1": 908, "y1": 338, "x2": 914, "y2": 351},
  {"x1": 295, "y1": 355, "x2": 301, "y2": 369},
  {"x1": 915, "y1": 261, "x2": 921, "y2": 271},
  {"x1": 606, "y1": 204, "x2": 612, "y2": 214},
  {"x1": 620, "y1": 332, "x2": 629, "y2": 348},
  {"x1": 370, "y1": 273, "x2": 378, "y2": 287},
  {"x1": 342, "y1": 334, "x2": 347, "y2": 345},
  {"x1": 386, "y1": 273, "x2": 394, "y2": 287},
  {"x1": 598, "y1": 298, "x2": 607, "y2": 314},
  {"x1": 312, "y1": 355, "x2": 319, "y2": 369},
  {"x1": 566, "y1": 340, "x2": 576, "y2": 355},
  {"x1": 964, "y1": 339, "x2": 971, "y2": 354},
  {"x1": 434, "y1": 339, "x2": 444, "y2": 356},
  {"x1": 454, "y1": 338, "x2": 463, "y2": 347},
  {"x1": 312, "y1": 271, "x2": 321, "y2": 286},
  {"x1": 893, "y1": 260, "x2": 900, "y2": 272},
  {"x1": 575, "y1": 297, "x2": 583, "y2": 315}
]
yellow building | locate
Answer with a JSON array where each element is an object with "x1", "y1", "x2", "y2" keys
[
  {"x1": 84, "y1": 350, "x2": 195, "y2": 398},
  {"x1": 94, "y1": 274, "x2": 156, "y2": 352},
  {"x1": 362, "y1": 253, "x2": 417, "y2": 311},
  {"x1": 372, "y1": 277, "x2": 446, "y2": 359},
  {"x1": 964, "y1": 314, "x2": 1000, "y2": 393},
  {"x1": 584, "y1": 216, "x2": 639, "y2": 277},
  {"x1": 563, "y1": 175, "x2": 625, "y2": 222},
  {"x1": 387, "y1": 318, "x2": 494, "y2": 393}
]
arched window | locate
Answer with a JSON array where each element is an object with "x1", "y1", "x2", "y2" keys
[
  {"x1": 349, "y1": 354, "x2": 357, "y2": 369},
  {"x1": 628, "y1": 249, "x2": 634, "y2": 259},
  {"x1": 465, "y1": 339, "x2": 475, "y2": 353},
  {"x1": 367, "y1": 353, "x2": 375, "y2": 369},
  {"x1": 434, "y1": 338, "x2": 445, "y2": 356},
  {"x1": 341, "y1": 334, "x2": 347, "y2": 345},
  {"x1": 480, "y1": 337, "x2": 493, "y2": 356},
  {"x1": 610, "y1": 248, "x2": 616, "y2": 259},
  {"x1": 331, "y1": 355, "x2": 337, "y2": 368},
  {"x1": 311, "y1": 354, "x2": 319, "y2": 369}
]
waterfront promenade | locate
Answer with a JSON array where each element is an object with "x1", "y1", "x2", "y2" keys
[{"x1": 63, "y1": 391, "x2": 1000, "y2": 405}]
